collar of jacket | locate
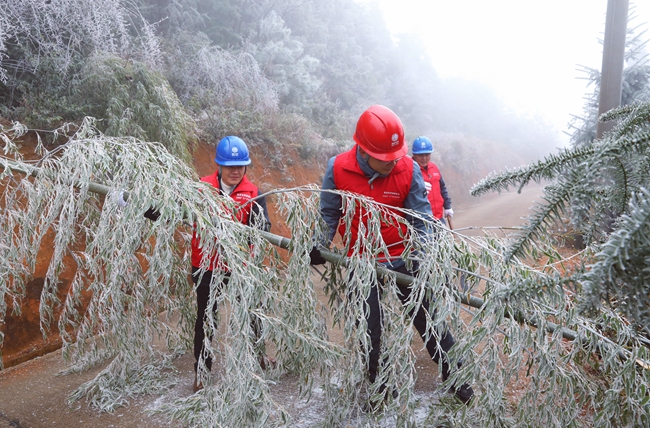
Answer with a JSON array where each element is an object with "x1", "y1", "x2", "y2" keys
[{"x1": 355, "y1": 146, "x2": 385, "y2": 185}]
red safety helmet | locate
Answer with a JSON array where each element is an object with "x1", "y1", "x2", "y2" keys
[{"x1": 353, "y1": 105, "x2": 407, "y2": 161}]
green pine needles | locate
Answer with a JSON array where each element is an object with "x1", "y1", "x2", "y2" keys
[{"x1": 472, "y1": 102, "x2": 650, "y2": 327}]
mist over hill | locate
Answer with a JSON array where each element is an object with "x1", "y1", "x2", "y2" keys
[{"x1": 0, "y1": 0, "x2": 559, "y2": 189}]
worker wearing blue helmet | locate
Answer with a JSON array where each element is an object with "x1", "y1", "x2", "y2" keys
[
  {"x1": 143, "y1": 136, "x2": 273, "y2": 392},
  {"x1": 190, "y1": 136, "x2": 273, "y2": 391},
  {"x1": 411, "y1": 136, "x2": 453, "y2": 226}
]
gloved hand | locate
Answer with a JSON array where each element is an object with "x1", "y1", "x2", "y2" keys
[
  {"x1": 424, "y1": 181, "x2": 432, "y2": 192},
  {"x1": 444, "y1": 208, "x2": 454, "y2": 218},
  {"x1": 309, "y1": 246, "x2": 327, "y2": 265},
  {"x1": 144, "y1": 207, "x2": 161, "y2": 221},
  {"x1": 110, "y1": 190, "x2": 128, "y2": 208}
]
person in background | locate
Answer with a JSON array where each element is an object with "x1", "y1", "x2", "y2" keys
[
  {"x1": 311, "y1": 105, "x2": 474, "y2": 406},
  {"x1": 411, "y1": 136, "x2": 453, "y2": 226},
  {"x1": 146, "y1": 136, "x2": 272, "y2": 392}
]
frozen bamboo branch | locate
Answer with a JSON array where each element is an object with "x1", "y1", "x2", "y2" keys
[{"x1": 0, "y1": 157, "x2": 634, "y2": 362}]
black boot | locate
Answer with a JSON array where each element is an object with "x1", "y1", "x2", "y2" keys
[
  {"x1": 364, "y1": 383, "x2": 399, "y2": 412},
  {"x1": 442, "y1": 361, "x2": 474, "y2": 404},
  {"x1": 450, "y1": 382, "x2": 474, "y2": 404}
]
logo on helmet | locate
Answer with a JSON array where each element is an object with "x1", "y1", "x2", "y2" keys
[
  {"x1": 391, "y1": 133, "x2": 399, "y2": 146},
  {"x1": 231, "y1": 147, "x2": 240, "y2": 157}
]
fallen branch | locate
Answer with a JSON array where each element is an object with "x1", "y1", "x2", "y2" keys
[{"x1": 0, "y1": 157, "x2": 643, "y2": 366}]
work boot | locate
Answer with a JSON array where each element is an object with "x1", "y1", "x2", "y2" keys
[
  {"x1": 193, "y1": 374, "x2": 204, "y2": 393},
  {"x1": 442, "y1": 362, "x2": 474, "y2": 404},
  {"x1": 450, "y1": 382, "x2": 474, "y2": 404}
]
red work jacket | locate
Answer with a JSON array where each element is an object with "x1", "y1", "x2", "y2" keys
[
  {"x1": 420, "y1": 162, "x2": 444, "y2": 220},
  {"x1": 191, "y1": 172, "x2": 258, "y2": 270},
  {"x1": 332, "y1": 148, "x2": 414, "y2": 260}
]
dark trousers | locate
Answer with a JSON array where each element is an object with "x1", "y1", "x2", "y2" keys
[
  {"x1": 192, "y1": 267, "x2": 224, "y2": 372},
  {"x1": 361, "y1": 264, "x2": 457, "y2": 383},
  {"x1": 191, "y1": 267, "x2": 264, "y2": 373}
]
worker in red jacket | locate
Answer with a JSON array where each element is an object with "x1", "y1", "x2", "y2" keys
[
  {"x1": 411, "y1": 136, "x2": 453, "y2": 226},
  {"x1": 312, "y1": 105, "x2": 474, "y2": 406},
  {"x1": 144, "y1": 136, "x2": 272, "y2": 392},
  {"x1": 144, "y1": 136, "x2": 275, "y2": 392},
  {"x1": 187, "y1": 136, "x2": 272, "y2": 392}
]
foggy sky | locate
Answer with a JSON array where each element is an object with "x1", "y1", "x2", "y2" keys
[{"x1": 358, "y1": 0, "x2": 650, "y2": 145}]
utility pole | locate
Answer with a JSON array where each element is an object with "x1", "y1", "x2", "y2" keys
[{"x1": 596, "y1": 0, "x2": 629, "y2": 139}]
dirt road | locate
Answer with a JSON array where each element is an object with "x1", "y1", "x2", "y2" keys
[
  {"x1": 452, "y1": 182, "x2": 544, "y2": 237},
  {"x1": 0, "y1": 184, "x2": 545, "y2": 428}
]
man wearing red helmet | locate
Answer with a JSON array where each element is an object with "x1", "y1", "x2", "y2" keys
[{"x1": 313, "y1": 105, "x2": 474, "y2": 405}]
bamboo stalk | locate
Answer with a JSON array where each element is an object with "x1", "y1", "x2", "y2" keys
[{"x1": 0, "y1": 158, "x2": 638, "y2": 363}]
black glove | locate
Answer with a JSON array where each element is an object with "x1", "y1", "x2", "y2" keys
[
  {"x1": 309, "y1": 246, "x2": 327, "y2": 265},
  {"x1": 143, "y1": 207, "x2": 161, "y2": 221}
]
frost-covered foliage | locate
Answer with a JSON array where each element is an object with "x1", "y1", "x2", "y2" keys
[
  {"x1": 245, "y1": 11, "x2": 321, "y2": 110},
  {"x1": 2, "y1": 120, "x2": 650, "y2": 427},
  {"x1": 0, "y1": 9, "x2": 10, "y2": 84},
  {"x1": 75, "y1": 52, "x2": 196, "y2": 164},
  {"x1": 165, "y1": 31, "x2": 278, "y2": 114},
  {"x1": 0, "y1": 0, "x2": 132, "y2": 78},
  {"x1": 0, "y1": 1, "x2": 193, "y2": 160},
  {"x1": 471, "y1": 99, "x2": 650, "y2": 376},
  {"x1": 0, "y1": 0, "x2": 160, "y2": 126},
  {"x1": 162, "y1": 30, "x2": 283, "y2": 145},
  {"x1": 1, "y1": 119, "x2": 198, "y2": 383}
]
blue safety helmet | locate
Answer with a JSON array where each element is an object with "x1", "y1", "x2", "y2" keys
[
  {"x1": 215, "y1": 136, "x2": 251, "y2": 166},
  {"x1": 411, "y1": 136, "x2": 434, "y2": 154}
]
